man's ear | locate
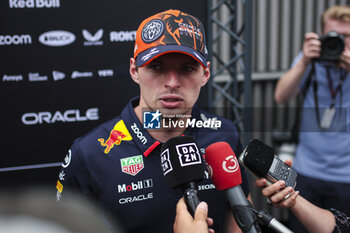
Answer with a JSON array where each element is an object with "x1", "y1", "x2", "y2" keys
[
  {"x1": 129, "y1": 58, "x2": 140, "y2": 84},
  {"x1": 201, "y1": 62, "x2": 211, "y2": 87}
]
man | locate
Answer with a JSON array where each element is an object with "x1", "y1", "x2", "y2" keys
[
  {"x1": 56, "y1": 9, "x2": 249, "y2": 233},
  {"x1": 274, "y1": 5, "x2": 350, "y2": 233}
]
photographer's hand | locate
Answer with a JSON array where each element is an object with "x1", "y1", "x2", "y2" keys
[
  {"x1": 302, "y1": 32, "x2": 321, "y2": 64},
  {"x1": 275, "y1": 32, "x2": 320, "y2": 103},
  {"x1": 340, "y1": 48, "x2": 350, "y2": 72}
]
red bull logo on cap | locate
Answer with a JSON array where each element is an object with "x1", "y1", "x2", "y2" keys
[{"x1": 98, "y1": 120, "x2": 132, "y2": 154}]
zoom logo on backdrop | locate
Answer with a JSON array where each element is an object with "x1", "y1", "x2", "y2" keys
[
  {"x1": 39, "y1": 31, "x2": 75, "y2": 47},
  {"x1": 0, "y1": 34, "x2": 32, "y2": 46}
]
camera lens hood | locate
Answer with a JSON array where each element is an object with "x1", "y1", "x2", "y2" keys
[{"x1": 318, "y1": 31, "x2": 345, "y2": 61}]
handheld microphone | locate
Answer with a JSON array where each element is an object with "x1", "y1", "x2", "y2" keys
[
  {"x1": 254, "y1": 210, "x2": 293, "y2": 233},
  {"x1": 238, "y1": 139, "x2": 297, "y2": 188},
  {"x1": 160, "y1": 135, "x2": 205, "y2": 217},
  {"x1": 205, "y1": 141, "x2": 261, "y2": 233}
]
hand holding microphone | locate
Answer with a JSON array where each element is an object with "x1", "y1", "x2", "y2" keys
[
  {"x1": 255, "y1": 178, "x2": 299, "y2": 209},
  {"x1": 174, "y1": 198, "x2": 214, "y2": 233}
]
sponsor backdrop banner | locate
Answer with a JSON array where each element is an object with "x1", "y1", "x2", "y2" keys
[{"x1": 0, "y1": 0, "x2": 207, "y2": 186}]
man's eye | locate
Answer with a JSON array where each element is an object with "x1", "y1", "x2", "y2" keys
[
  {"x1": 182, "y1": 66, "x2": 195, "y2": 72},
  {"x1": 149, "y1": 64, "x2": 161, "y2": 70}
]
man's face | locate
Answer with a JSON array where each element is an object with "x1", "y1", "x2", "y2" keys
[
  {"x1": 323, "y1": 18, "x2": 350, "y2": 51},
  {"x1": 130, "y1": 53, "x2": 210, "y2": 116}
]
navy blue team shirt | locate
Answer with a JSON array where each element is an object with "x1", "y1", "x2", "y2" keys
[{"x1": 56, "y1": 97, "x2": 250, "y2": 233}]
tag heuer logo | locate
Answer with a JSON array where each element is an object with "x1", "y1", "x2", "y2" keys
[{"x1": 120, "y1": 155, "x2": 144, "y2": 176}]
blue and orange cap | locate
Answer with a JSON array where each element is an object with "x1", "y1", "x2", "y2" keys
[{"x1": 134, "y1": 9, "x2": 209, "y2": 68}]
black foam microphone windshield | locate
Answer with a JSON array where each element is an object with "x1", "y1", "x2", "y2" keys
[{"x1": 160, "y1": 135, "x2": 205, "y2": 216}]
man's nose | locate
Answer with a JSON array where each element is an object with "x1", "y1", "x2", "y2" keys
[{"x1": 164, "y1": 70, "x2": 181, "y2": 89}]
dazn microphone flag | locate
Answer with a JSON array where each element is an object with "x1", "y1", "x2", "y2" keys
[{"x1": 160, "y1": 135, "x2": 205, "y2": 188}]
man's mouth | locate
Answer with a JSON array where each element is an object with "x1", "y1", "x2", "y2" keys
[
  {"x1": 159, "y1": 96, "x2": 183, "y2": 108},
  {"x1": 162, "y1": 98, "x2": 180, "y2": 102}
]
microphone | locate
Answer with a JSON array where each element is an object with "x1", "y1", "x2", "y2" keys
[
  {"x1": 160, "y1": 135, "x2": 205, "y2": 216},
  {"x1": 253, "y1": 210, "x2": 293, "y2": 233},
  {"x1": 205, "y1": 141, "x2": 261, "y2": 233}
]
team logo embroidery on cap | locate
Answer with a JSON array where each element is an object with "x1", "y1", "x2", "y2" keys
[{"x1": 141, "y1": 19, "x2": 164, "y2": 43}]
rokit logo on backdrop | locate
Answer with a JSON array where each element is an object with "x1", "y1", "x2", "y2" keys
[
  {"x1": 9, "y1": 0, "x2": 60, "y2": 8},
  {"x1": 110, "y1": 31, "x2": 136, "y2": 42}
]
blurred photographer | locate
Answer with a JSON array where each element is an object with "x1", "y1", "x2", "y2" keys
[{"x1": 274, "y1": 5, "x2": 350, "y2": 233}]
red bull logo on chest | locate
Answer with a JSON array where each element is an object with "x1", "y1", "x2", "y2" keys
[
  {"x1": 98, "y1": 120, "x2": 132, "y2": 154},
  {"x1": 120, "y1": 155, "x2": 144, "y2": 176}
]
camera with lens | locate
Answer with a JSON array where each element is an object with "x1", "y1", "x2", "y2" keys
[{"x1": 317, "y1": 31, "x2": 345, "y2": 61}]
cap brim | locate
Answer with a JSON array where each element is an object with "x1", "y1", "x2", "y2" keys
[{"x1": 136, "y1": 45, "x2": 208, "y2": 68}]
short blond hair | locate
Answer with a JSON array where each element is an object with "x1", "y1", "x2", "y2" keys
[{"x1": 321, "y1": 5, "x2": 350, "y2": 31}]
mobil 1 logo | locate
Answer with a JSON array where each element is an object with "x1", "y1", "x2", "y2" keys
[{"x1": 176, "y1": 143, "x2": 201, "y2": 167}]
